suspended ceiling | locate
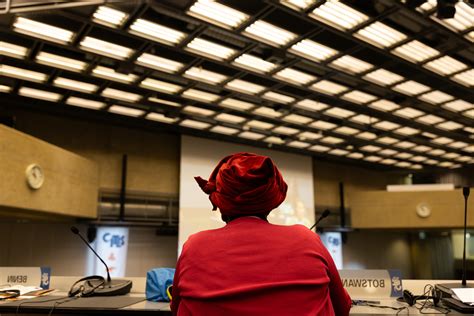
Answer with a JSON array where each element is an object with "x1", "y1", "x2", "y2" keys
[{"x1": 0, "y1": 0, "x2": 473, "y2": 170}]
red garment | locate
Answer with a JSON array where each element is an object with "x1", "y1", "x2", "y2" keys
[
  {"x1": 172, "y1": 217, "x2": 351, "y2": 316},
  {"x1": 194, "y1": 153, "x2": 288, "y2": 216}
]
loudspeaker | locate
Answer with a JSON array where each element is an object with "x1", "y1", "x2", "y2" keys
[{"x1": 403, "y1": 289, "x2": 440, "y2": 306}]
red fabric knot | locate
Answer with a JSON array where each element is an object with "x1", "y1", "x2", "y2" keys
[{"x1": 194, "y1": 152, "x2": 287, "y2": 216}]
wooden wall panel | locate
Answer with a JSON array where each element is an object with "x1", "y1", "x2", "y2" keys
[
  {"x1": 350, "y1": 189, "x2": 473, "y2": 228},
  {"x1": 0, "y1": 125, "x2": 98, "y2": 218}
]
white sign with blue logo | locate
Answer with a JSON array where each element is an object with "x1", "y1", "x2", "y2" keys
[
  {"x1": 340, "y1": 269, "x2": 403, "y2": 298},
  {"x1": 0, "y1": 267, "x2": 50, "y2": 289},
  {"x1": 88, "y1": 227, "x2": 129, "y2": 278},
  {"x1": 320, "y1": 232, "x2": 343, "y2": 269}
]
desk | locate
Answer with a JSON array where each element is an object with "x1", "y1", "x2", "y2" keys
[{"x1": 0, "y1": 278, "x2": 470, "y2": 315}]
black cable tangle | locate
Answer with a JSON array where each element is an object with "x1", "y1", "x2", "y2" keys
[{"x1": 416, "y1": 284, "x2": 450, "y2": 315}]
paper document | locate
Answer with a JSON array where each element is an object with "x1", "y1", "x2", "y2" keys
[
  {"x1": 452, "y1": 288, "x2": 474, "y2": 305},
  {"x1": 0, "y1": 285, "x2": 42, "y2": 295}
]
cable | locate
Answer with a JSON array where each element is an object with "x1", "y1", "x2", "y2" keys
[
  {"x1": 415, "y1": 285, "x2": 450, "y2": 315},
  {"x1": 15, "y1": 296, "x2": 75, "y2": 315}
]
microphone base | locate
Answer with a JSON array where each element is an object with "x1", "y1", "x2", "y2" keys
[
  {"x1": 435, "y1": 283, "x2": 474, "y2": 313},
  {"x1": 93, "y1": 279, "x2": 133, "y2": 296}
]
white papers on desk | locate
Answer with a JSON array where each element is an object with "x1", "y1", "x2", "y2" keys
[
  {"x1": 0, "y1": 285, "x2": 42, "y2": 295},
  {"x1": 452, "y1": 288, "x2": 474, "y2": 305}
]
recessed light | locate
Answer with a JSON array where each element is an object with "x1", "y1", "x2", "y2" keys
[
  {"x1": 93, "y1": 6, "x2": 128, "y2": 28},
  {"x1": 0, "y1": 64, "x2": 47, "y2": 83},
  {"x1": 416, "y1": 114, "x2": 444, "y2": 125},
  {"x1": 464, "y1": 109, "x2": 474, "y2": 119},
  {"x1": 262, "y1": 91, "x2": 295, "y2": 104},
  {"x1": 102, "y1": 88, "x2": 142, "y2": 102},
  {"x1": 431, "y1": 137, "x2": 453, "y2": 145},
  {"x1": 253, "y1": 107, "x2": 283, "y2": 118},
  {"x1": 225, "y1": 79, "x2": 266, "y2": 95},
  {"x1": 380, "y1": 158, "x2": 397, "y2": 165},
  {"x1": 347, "y1": 152, "x2": 364, "y2": 159},
  {"x1": 108, "y1": 105, "x2": 144, "y2": 117},
  {"x1": 182, "y1": 105, "x2": 216, "y2": 117},
  {"x1": 243, "y1": 20, "x2": 297, "y2": 47},
  {"x1": 376, "y1": 137, "x2": 399, "y2": 145},
  {"x1": 0, "y1": 41, "x2": 28, "y2": 59},
  {"x1": 423, "y1": 55, "x2": 468, "y2": 76},
  {"x1": 355, "y1": 21, "x2": 407, "y2": 48},
  {"x1": 184, "y1": 67, "x2": 228, "y2": 84},
  {"x1": 215, "y1": 113, "x2": 246, "y2": 124},
  {"x1": 452, "y1": 69, "x2": 474, "y2": 87},
  {"x1": 341, "y1": 90, "x2": 378, "y2": 104},
  {"x1": 280, "y1": 0, "x2": 316, "y2": 11},
  {"x1": 146, "y1": 112, "x2": 178, "y2": 124},
  {"x1": 289, "y1": 39, "x2": 338, "y2": 62},
  {"x1": 136, "y1": 53, "x2": 184, "y2": 73},
  {"x1": 140, "y1": 78, "x2": 183, "y2": 94},
  {"x1": 0, "y1": 85, "x2": 11, "y2": 93},
  {"x1": 412, "y1": 145, "x2": 431, "y2": 152},
  {"x1": 369, "y1": 99, "x2": 400, "y2": 112},
  {"x1": 238, "y1": 131, "x2": 265, "y2": 140},
  {"x1": 428, "y1": 149, "x2": 446, "y2": 156},
  {"x1": 264, "y1": 136, "x2": 286, "y2": 144},
  {"x1": 129, "y1": 19, "x2": 186, "y2": 45},
  {"x1": 274, "y1": 68, "x2": 317, "y2": 85},
  {"x1": 350, "y1": 114, "x2": 379, "y2": 125},
  {"x1": 361, "y1": 145, "x2": 381, "y2": 152},
  {"x1": 311, "y1": 120, "x2": 337, "y2": 130},
  {"x1": 80, "y1": 37, "x2": 134, "y2": 60},
  {"x1": 393, "y1": 80, "x2": 431, "y2": 96},
  {"x1": 356, "y1": 132, "x2": 377, "y2": 140},
  {"x1": 187, "y1": 0, "x2": 249, "y2": 29},
  {"x1": 180, "y1": 119, "x2": 211, "y2": 130},
  {"x1": 379, "y1": 149, "x2": 398, "y2": 156},
  {"x1": 92, "y1": 66, "x2": 138, "y2": 84},
  {"x1": 425, "y1": 159, "x2": 439, "y2": 165},
  {"x1": 288, "y1": 140, "x2": 311, "y2": 148},
  {"x1": 395, "y1": 152, "x2": 413, "y2": 159},
  {"x1": 442, "y1": 152, "x2": 460, "y2": 159},
  {"x1": 182, "y1": 88, "x2": 220, "y2": 102},
  {"x1": 395, "y1": 161, "x2": 412, "y2": 168},
  {"x1": 13, "y1": 17, "x2": 74, "y2": 44},
  {"x1": 391, "y1": 40, "x2": 440, "y2": 63},
  {"x1": 232, "y1": 54, "x2": 277, "y2": 73},
  {"x1": 36, "y1": 52, "x2": 86, "y2": 72},
  {"x1": 186, "y1": 38, "x2": 237, "y2": 60},
  {"x1": 309, "y1": 144, "x2": 330, "y2": 152},
  {"x1": 311, "y1": 80, "x2": 348, "y2": 95},
  {"x1": 66, "y1": 96, "x2": 105, "y2": 110},
  {"x1": 373, "y1": 121, "x2": 400, "y2": 130},
  {"x1": 364, "y1": 155, "x2": 382, "y2": 162},
  {"x1": 330, "y1": 55, "x2": 373, "y2": 74},
  {"x1": 53, "y1": 77, "x2": 98, "y2": 93},
  {"x1": 448, "y1": 141, "x2": 468, "y2": 149},
  {"x1": 273, "y1": 126, "x2": 300, "y2": 135},
  {"x1": 394, "y1": 141, "x2": 416, "y2": 149},
  {"x1": 438, "y1": 161, "x2": 454, "y2": 168},
  {"x1": 419, "y1": 90, "x2": 454, "y2": 104},
  {"x1": 324, "y1": 107, "x2": 355, "y2": 118},
  {"x1": 462, "y1": 146, "x2": 474, "y2": 153},
  {"x1": 393, "y1": 107, "x2": 425, "y2": 118},
  {"x1": 309, "y1": 0, "x2": 369, "y2": 30},
  {"x1": 19, "y1": 87, "x2": 61, "y2": 102},
  {"x1": 329, "y1": 149, "x2": 349, "y2": 156},
  {"x1": 442, "y1": 100, "x2": 473, "y2": 112},
  {"x1": 394, "y1": 127, "x2": 420, "y2": 136},
  {"x1": 294, "y1": 99, "x2": 329, "y2": 111},
  {"x1": 298, "y1": 131, "x2": 322, "y2": 140},
  {"x1": 436, "y1": 121, "x2": 463, "y2": 131},
  {"x1": 220, "y1": 98, "x2": 256, "y2": 111},
  {"x1": 334, "y1": 126, "x2": 359, "y2": 135},
  {"x1": 410, "y1": 156, "x2": 428, "y2": 162},
  {"x1": 210, "y1": 125, "x2": 240, "y2": 135},
  {"x1": 246, "y1": 120, "x2": 275, "y2": 130},
  {"x1": 321, "y1": 136, "x2": 344, "y2": 144},
  {"x1": 282, "y1": 113, "x2": 313, "y2": 124},
  {"x1": 363, "y1": 68, "x2": 405, "y2": 86},
  {"x1": 148, "y1": 97, "x2": 180, "y2": 107}
]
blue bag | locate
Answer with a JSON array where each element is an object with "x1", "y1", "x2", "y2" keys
[{"x1": 146, "y1": 268, "x2": 175, "y2": 302}]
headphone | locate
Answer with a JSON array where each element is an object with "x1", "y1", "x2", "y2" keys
[
  {"x1": 402, "y1": 289, "x2": 440, "y2": 307},
  {"x1": 68, "y1": 275, "x2": 105, "y2": 297}
]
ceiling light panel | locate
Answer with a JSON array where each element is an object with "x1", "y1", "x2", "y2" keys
[
  {"x1": 238, "y1": 131, "x2": 265, "y2": 140},
  {"x1": 394, "y1": 107, "x2": 424, "y2": 118},
  {"x1": 416, "y1": 114, "x2": 444, "y2": 125},
  {"x1": 428, "y1": 149, "x2": 446, "y2": 156},
  {"x1": 186, "y1": 37, "x2": 237, "y2": 61},
  {"x1": 350, "y1": 114, "x2": 378, "y2": 125},
  {"x1": 129, "y1": 19, "x2": 186, "y2": 45},
  {"x1": 66, "y1": 96, "x2": 105, "y2": 110},
  {"x1": 264, "y1": 136, "x2": 285, "y2": 144},
  {"x1": 101, "y1": 88, "x2": 142, "y2": 102},
  {"x1": 391, "y1": 40, "x2": 440, "y2": 63},
  {"x1": 288, "y1": 140, "x2": 311, "y2": 148},
  {"x1": 274, "y1": 68, "x2": 317, "y2": 85},
  {"x1": 369, "y1": 99, "x2": 400, "y2": 112},
  {"x1": 334, "y1": 126, "x2": 359, "y2": 135},
  {"x1": 289, "y1": 39, "x2": 338, "y2": 62},
  {"x1": 146, "y1": 112, "x2": 179, "y2": 124},
  {"x1": 0, "y1": 85, "x2": 11, "y2": 93},
  {"x1": 149, "y1": 97, "x2": 181, "y2": 107},
  {"x1": 262, "y1": 91, "x2": 295, "y2": 104},
  {"x1": 232, "y1": 54, "x2": 277, "y2": 73},
  {"x1": 418, "y1": 90, "x2": 454, "y2": 104},
  {"x1": 188, "y1": 0, "x2": 249, "y2": 29},
  {"x1": 363, "y1": 69, "x2": 405, "y2": 86},
  {"x1": 108, "y1": 105, "x2": 144, "y2": 117},
  {"x1": 184, "y1": 67, "x2": 228, "y2": 84},
  {"x1": 361, "y1": 145, "x2": 381, "y2": 152},
  {"x1": 180, "y1": 119, "x2": 211, "y2": 130},
  {"x1": 225, "y1": 79, "x2": 266, "y2": 95},
  {"x1": 310, "y1": 120, "x2": 337, "y2": 130},
  {"x1": 140, "y1": 78, "x2": 183, "y2": 94},
  {"x1": 309, "y1": 0, "x2": 369, "y2": 30},
  {"x1": 380, "y1": 158, "x2": 397, "y2": 165},
  {"x1": 282, "y1": 113, "x2": 313, "y2": 124},
  {"x1": 210, "y1": 125, "x2": 240, "y2": 135},
  {"x1": 92, "y1": 66, "x2": 138, "y2": 84},
  {"x1": 93, "y1": 6, "x2": 128, "y2": 28},
  {"x1": 220, "y1": 98, "x2": 256, "y2": 111},
  {"x1": 280, "y1": 0, "x2": 316, "y2": 10},
  {"x1": 182, "y1": 88, "x2": 220, "y2": 102},
  {"x1": 394, "y1": 141, "x2": 415, "y2": 149},
  {"x1": 355, "y1": 21, "x2": 407, "y2": 48},
  {"x1": 243, "y1": 20, "x2": 298, "y2": 47},
  {"x1": 379, "y1": 148, "x2": 398, "y2": 156},
  {"x1": 298, "y1": 131, "x2": 322, "y2": 140},
  {"x1": 253, "y1": 107, "x2": 283, "y2": 118},
  {"x1": 423, "y1": 1, "x2": 474, "y2": 33},
  {"x1": 452, "y1": 69, "x2": 474, "y2": 87},
  {"x1": 311, "y1": 80, "x2": 348, "y2": 95},
  {"x1": 347, "y1": 152, "x2": 364, "y2": 159},
  {"x1": 324, "y1": 107, "x2": 355, "y2": 118},
  {"x1": 356, "y1": 131, "x2": 377, "y2": 140},
  {"x1": 431, "y1": 137, "x2": 453, "y2": 145},
  {"x1": 80, "y1": 37, "x2": 134, "y2": 60},
  {"x1": 329, "y1": 55, "x2": 373, "y2": 74},
  {"x1": 373, "y1": 120, "x2": 400, "y2": 130},
  {"x1": 0, "y1": 41, "x2": 28, "y2": 58},
  {"x1": 395, "y1": 152, "x2": 413, "y2": 159},
  {"x1": 246, "y1": 120, "x2": 275, "y2": 130},
  {"x1": 215, "y1": 113, "x2": 246, "y2": 124},
  {"x1": 394, "y1": 127, "x2": 419, "y2": 136},
  {"x1": 412, "y1": 145, "x2": 431, "y2": 152},
  {"x1": 364, "y1": 155, "x2": 382, "y2": 162},
  {"x1": 376, "y1": 137, "x2": 398, "y2": 145},
  {"x1": 442, "y1": 100, "x2": 473, "y2": 112},
  {"x1": 136, "y1": 53, "x2": 184, "y2": 73},
  {"x1": 341, "y1": 90, "x2": 378, "y2": 104},
  {"x1": 310, "y1": 144, "x2": 330, "y2": 152},
  {"x1": 393, "y1": 80, "x2": 431, "y2": 96},
  {"x1": 436, "y1": 121, "x2": 463, "y2": 131},
  {"x1": 273, "y1": 126, "x2": 300, "y2": 135},
  {"x1": 330, "y1": 149, "x2": 349, "y2": 156},
  {"x1": 423, "y1": 56, "x2": 468, "y2": 76},
  {"x1": 19, "y1": 87, "x2": 61, "y2": 102},
  {"x1": 182, "y1": 105, "x2": 216, "y2": 116},
  {"x1": 0, "y1": 64, "x2": 47, "y2": 82},
  {"x1": 448, "y1": 141, "x2": 468, "y2": 149},
  {"x1": 464, "y1": 109, "x2": 474, "y2": 119},
  {"x1": 53, "y1": 77, "x2": 98, "y2": 93},
  {"x1": 36, "y1": 52, "x2": 86, "y2": 72},
  {"x1": 13, "y1": 17, "x2": 74, "y2": 44},
  {"x1": 321, "y1": 136, "x2": 344, "y2": 144},
  {"x1": 294, "y1": 99, "x2": 329, "y2": 111}
]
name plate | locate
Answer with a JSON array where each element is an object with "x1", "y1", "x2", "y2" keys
[
  {"x1": 339, "y1": 269, "x2": 403, "y2": 298},
  {"x1": 0, "y1": 267, "x2": 51, "y2": 289}
]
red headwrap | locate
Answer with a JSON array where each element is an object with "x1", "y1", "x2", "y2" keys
[{"x1": 194, "y1": 152, "x2": 288, "y2": 216}]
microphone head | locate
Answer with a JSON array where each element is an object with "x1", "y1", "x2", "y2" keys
[
  {"x1": 463, "y1": 187, "x2": 470, "y2": 198},
  {"x1": 71, "y1": 226, "x2": 80, "y2": 234},
  {"x1": 322, "y1": 209, "x2": 331, "y2": 218}
]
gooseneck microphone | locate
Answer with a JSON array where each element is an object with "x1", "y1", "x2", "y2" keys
[
  {"x1": 309, "y1": 209, "x2": 331, "y2": 231},
  {"x1": 70, "y1": 226, "x2": 132, "y2": 296},
  {"x1": 71, "y1": 226, "x2": 111, "y2": 284},
  {"x1": 461, "y1": 187, "x2": 470, "y2": 286}
]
